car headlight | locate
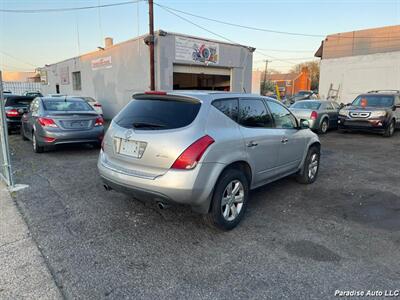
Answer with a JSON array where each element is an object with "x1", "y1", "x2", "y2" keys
[
  {"x1": 339, "y1": 109, "x2": 348, "y2": 117},
  {"x1": 370, "y1": 111, "x2": 387, "y2": 118}
]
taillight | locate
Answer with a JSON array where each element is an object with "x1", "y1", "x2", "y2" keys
[
  {"x1": 43, "y1": 137, "x2": 56, "y2": 143},
  {"x1": 171, "y1": 135, "x2": 215, "y2": 170},
  {"x1": 38, "y1": 117, "x2": 58, "y2": 128},
  {"x1": 310, "y1": 111, "x2": 318, "y2": 120},
  {"x1": 6, "y1": 109, "x2": 19, "y2": 117},
  {"x1": 94, "y1": 103, "x2": 102, "y2": 107},
  {"x1": 95, "y1": 116, "x2": 104, "y2": 126}
]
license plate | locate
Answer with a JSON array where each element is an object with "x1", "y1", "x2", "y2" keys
[
  {"x1": 70, "y1": 121, "x2": 88, "y2": 128},
  {"x1": 119, "y1": 139, "x2": 146, "y2": 158}
]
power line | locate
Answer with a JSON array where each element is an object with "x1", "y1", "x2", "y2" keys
[
  {"x1": 154, "y1": 2, "x2": 323, "y2": 38},
  {"x1": 0, "y1": 63, "x2": 33, "y2": 71},
  {"x1": 158, "y1": 5, "x2": 300, "y2": 66},
  {"x1": 154, "y1": 2, "x2": 400, "y2": 40},
  {"x1": 157, "y1": 5, "x2": 240, "y2": 46},
  {"x1": 257, "y1": 48, "x2": 315, "y2": 53},
  {"x1": 0, "y1": 0, "x2": 144, "y2": 13},
  {"x1": 0, "y1": 50, "x2": 37, "y2": 68}
]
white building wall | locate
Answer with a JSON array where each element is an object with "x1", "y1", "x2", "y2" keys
[
  {"x1": 41, "y1": 32, "x2": 254, "y2": 119},
  {"x1": 319, "y1": 51, "x2": 400, "y2": 103},
  {"x1": 42, "y1": 36, "x2": 150, "y2": 119}
]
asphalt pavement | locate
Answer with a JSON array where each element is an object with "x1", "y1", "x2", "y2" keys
[{"x1": 7, "y1": 129, "x2": 400, "y2": 299}]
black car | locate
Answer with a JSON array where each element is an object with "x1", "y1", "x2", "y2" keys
[
  {"x1": 4, "y1": 95, "x2": 35, "y2": 134},
  {"x1": 338, "y1": 91, "x2": 400, "y2": 137}
]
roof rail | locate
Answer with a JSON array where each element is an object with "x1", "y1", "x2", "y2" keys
[{"x1": 367, "y1": 90, "x2": 400, "y2": 94}]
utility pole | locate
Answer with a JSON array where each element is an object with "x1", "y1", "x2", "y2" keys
[
  {"x1": 262, "y1": 60, "x2": 271, "y2": 94},
  {"x1": 148, "y1": 0, "x2": 155, "y2": 90}
]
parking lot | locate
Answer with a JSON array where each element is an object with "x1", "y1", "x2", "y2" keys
[{"x1": 8, "y1": 130, "x2": 400, "y2": 299}]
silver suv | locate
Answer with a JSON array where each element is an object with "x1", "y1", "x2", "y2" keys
[{"x1": 98, "y1": 91, "x2": 321, "y2": 230}]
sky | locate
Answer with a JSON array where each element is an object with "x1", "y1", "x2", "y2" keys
[{"x1": 1, "y1": 0, "x2": 400, "y2": 73}]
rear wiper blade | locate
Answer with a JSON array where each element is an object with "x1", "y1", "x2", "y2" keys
[{"x1": 132, "y1": 122, "x2": 166, "y2": 128}]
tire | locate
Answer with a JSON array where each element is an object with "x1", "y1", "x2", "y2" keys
[
  {"x1": 21, "y1": 127, "x2": 28, "y2": 141},
  {"x1": 7, "y1": 127, "x2": 12, "y2": 135},
  {"x1": 32, "y1": 132, "x2": 44, "y2": 153},
  {"x1": 91, "y1": 141, "x2": 101, "y2": 149},
  {"x1": 318, "y1": 118, "x2": 329, "y2": 134},
  {"x1": 296, "y1": 146, "x2": 320, "y2": 184},
  {"x1": 383, "y1": 119, "x2": 395, "y2": 137},
  {"x1": 205, "y1": 168, "x2": 249, "y2": 230}
]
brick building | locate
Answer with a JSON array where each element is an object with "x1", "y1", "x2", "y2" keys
[{"x1": 266, "y1": 67, "x2": 311, "y2": 97}]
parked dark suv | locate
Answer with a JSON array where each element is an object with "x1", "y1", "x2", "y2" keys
[
  {"x1": 3, "y1": 95, "x2": 35, "y2": 134},
  {"x1": 338, "y1": 90, "x2": 400, "y2": 137}
]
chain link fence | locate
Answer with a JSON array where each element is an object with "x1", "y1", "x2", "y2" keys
[
  {"x1": 0, "y1": 71, "x2": 14, "y2": 186},
  {"x1": 3, "y1": 81, "x2": 41, "y2": 95}
]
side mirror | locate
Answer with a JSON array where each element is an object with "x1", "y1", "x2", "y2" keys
[
  {"x1": 393, "y1": 105, "x2": 397, "y2": 111},
  {"x1": 299, "y1": 119, "x2": 310, "y2": 129}
]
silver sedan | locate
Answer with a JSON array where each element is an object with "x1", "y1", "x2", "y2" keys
[
  {"x1": 21, "y1": 97, "x2": 104, "y2": 153},
  {"x1": 289, "y1": 100, "x2": 340, "y2": 134}
]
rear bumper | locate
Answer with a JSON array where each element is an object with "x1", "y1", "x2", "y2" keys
[
  {"x1": 37, "y1": 126, "x2": 104, "y2": 145},
  {"x1": 6, "y1": 119, "x2": 22, "y2": 128},
  {"x1": 97, "y1": 151, "x2": 225, "y2": 214}
]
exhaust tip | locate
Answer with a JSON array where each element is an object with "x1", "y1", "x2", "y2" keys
[
  {"x1": 157, "y1": 202, "x2": 170, "y2": 210},
  {"x1": 104, "y1": 184, "x2": 112, "y2": 191}
]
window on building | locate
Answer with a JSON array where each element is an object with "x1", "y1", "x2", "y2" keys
[{"x1": 72, "y1": 71, "x2": 82, "y2": 91}]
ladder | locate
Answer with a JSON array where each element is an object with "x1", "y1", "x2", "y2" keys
[{"x1": 327, "y1": 83, "x2": 340, "y2": 101}]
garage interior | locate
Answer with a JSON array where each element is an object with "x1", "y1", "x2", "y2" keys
[{"x1": 172, "y1": 65, "x2": 231, "y2": 91}]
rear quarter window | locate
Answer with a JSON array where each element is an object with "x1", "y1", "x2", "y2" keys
[
  {"x1": 114, "y1": 98, "x2": 201, "y2": 130},
  {"x1": 212, "y1": 98, "x2": 238, "y2": 121}
]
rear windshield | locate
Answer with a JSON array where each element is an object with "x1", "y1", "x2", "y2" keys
[
  {"x1": 352, "y1": 95, "x2": 394, "y2": 107},
  {"x1": 291, "y1": 101, "x2": 321, "y2": 110},
  {"x1": 5, "y1": 96, "x2": 34, "y2": 107},
  {"x1": 114, "y1": 98, "x2": 201, "y2": 130},
  {"x1": 25, "y1": 92, "x2": 42, "y2": 97},
  {"x1": 43, "y1": 100, "x2": 93, "y2": 111}
]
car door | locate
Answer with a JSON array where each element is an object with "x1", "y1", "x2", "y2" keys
[
  {"x1": 25, "y1": 99, "x2": 40, "y2": 138},
  {"x1": 266, "y1": 100, "x2": 306, "y2": 175},
  {"x1": 325, "y1": 102, "x2": 339, "y2": 128},
  {"x1": 237, "y1": 98, "x2": 281, "y2": 185}
]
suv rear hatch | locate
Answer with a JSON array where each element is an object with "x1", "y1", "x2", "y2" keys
[{"x1": 102, "y1": 93, "x2": 207, "y2": 178}]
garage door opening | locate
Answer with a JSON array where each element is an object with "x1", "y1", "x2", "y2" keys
[{"x1": 173, "y1": 73, "x2": 231, "y2": 91}]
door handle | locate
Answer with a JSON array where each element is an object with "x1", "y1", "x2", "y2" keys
[
  {"x1": 247, "y1": 141, "x2": 258, "y2": 148},
  {"x1": 281, "y1": 137, "x2": 289, "y2": 144}
]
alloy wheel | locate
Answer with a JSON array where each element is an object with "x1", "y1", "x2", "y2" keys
[
  {"x1": 221, "y1": 180, "x2": 244, "y2": 221},
  {"x1": 389, "y1": 122, "x2": 395, "y2": 135},
  {"x1": 321, "y1": 120, "x2": 328, "y2": 133},
  {"x1": 32, "y1": 134, "x2": 37, "y2": 150},
  {"x1": 308, "y1": 153, "x2": 319, "y2": 180}
]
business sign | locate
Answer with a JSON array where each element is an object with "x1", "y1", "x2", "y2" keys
[
  {"x1": 175, "y1": 36, "x2": 219, "y2": 64},
  {"x1": 91, "y1": 56, "x2": 112, "y2": 71},
  {"x1": 60, "y1": 66, "x2": 69, "y2": 85}
]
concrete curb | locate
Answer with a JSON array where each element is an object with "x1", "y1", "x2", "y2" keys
[{"x1": 0, "y1": 182, "x2": 63, "y2": 300}]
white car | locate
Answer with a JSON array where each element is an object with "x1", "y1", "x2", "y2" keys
[{"x1": 68, "y1": 96, "x2": 103, "y2": 115}]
